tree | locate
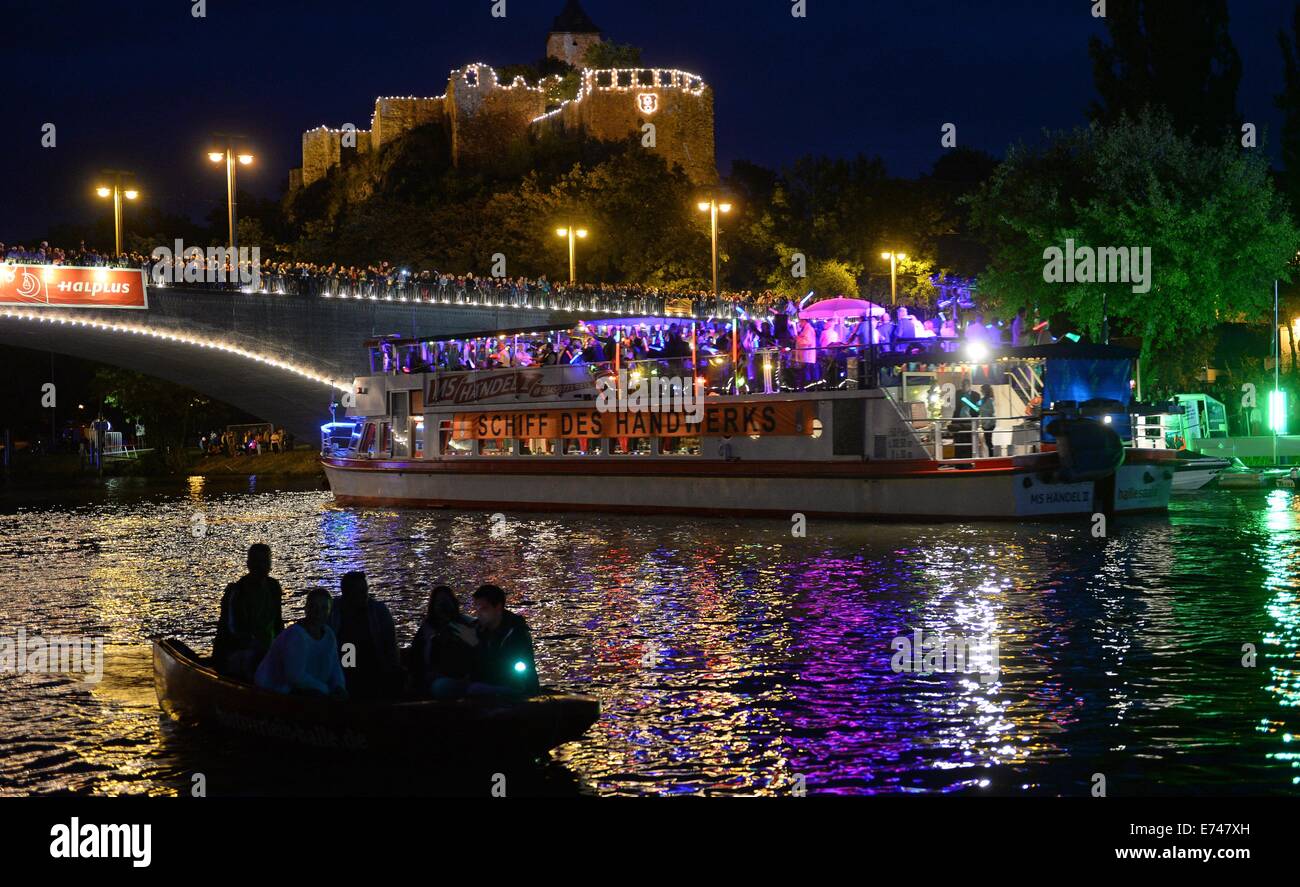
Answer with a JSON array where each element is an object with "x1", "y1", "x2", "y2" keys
[
  {"x1": 1089, "y1": 0, "x2": 1241, "y2": 144},
  {"x1": 967, "y1": 111, "x2": 1299, "y2": 385},
  {"x1": 583, "y1": 42, "x2": 642, "y2": 68},
  {"x1": 1277, "y1": 3, "x2": 1300, "y2": 215}
]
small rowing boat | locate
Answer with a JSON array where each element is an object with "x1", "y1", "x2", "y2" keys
[{"x1": 152, "y1": 638, "x2": 600, "y2": 757}]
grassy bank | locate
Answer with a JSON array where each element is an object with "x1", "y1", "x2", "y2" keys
[{"x1": 1, "y1": 448, "x2": 325, "y2": 482}]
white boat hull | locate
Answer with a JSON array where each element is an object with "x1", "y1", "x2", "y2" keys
[{"x1": 323, "y1": 459, "x2": 1172, "y2": 520}]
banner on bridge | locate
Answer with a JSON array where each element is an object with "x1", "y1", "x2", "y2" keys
[{"x1": 0, "y1": 264, "x2": 148, "y2": 309}]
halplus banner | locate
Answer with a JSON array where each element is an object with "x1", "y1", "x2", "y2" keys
[{"x1": 0, "y1": 264, "x2": 148, "y2": 309}]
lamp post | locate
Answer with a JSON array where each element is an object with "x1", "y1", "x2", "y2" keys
[
  {"x1": 95, "y1": 171, "x2": 138, "y2": 256},
  {"x1": 208, "y1": 135, "x2": 254, "y2": 253},
  {"x1": 697, "y1": 198, "x2": 733, "y2": 305},
  {"x1": 698, "y1": 197, "x2": 738, "y2": 392},
  {"x1": 555, "y1": 225, "x2": 589, "y2": 284},
  {"x1": 881, "y1": 251, "x2": 907, "y2": 306}
]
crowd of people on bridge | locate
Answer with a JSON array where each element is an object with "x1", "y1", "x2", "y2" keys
[
  {"x1": 1, "y1": 240, "x2": 809, "y2": 319},
  {"x1": 213, "y1": 544, "x2": 539, "y2": 701}
]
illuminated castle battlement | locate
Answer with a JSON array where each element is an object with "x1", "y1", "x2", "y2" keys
[{"x1": 290, "y1": 2, "x2": 716, "y2": 191}]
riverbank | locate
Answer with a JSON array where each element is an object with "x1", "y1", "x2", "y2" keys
[{"x1": 0, "y1": 448, "x2": 325, "y2": 483}]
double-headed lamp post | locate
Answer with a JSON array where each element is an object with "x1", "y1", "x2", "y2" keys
[
  {"x1": 555, "y1": 225, "x2": 589, "y2": 284},
  {"x1": 881, "y1": 250, "x2": 907, "y2": 305},
  {"x1": 95, "y1": 171, "x2": 139, "y2": 256},
  {"x1": 699, "y1": 197, "x2": 737, "y2": 391},
  {"x1": 207, "y1": 137, "x2": 254, "y2": 253},
  {"x1": 697, "y1": 198, "x2": 733, "y2": 303}
]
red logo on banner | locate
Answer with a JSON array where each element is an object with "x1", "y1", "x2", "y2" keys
[{"x1": 0, "y1": 264, "x2": 148, "y2": 309}]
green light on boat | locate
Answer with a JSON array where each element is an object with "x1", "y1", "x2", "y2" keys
[
  {"x1": 1064, "y1": 332, "x2": 1082, "y2": 343},
  {"x1": 514, "y1": 661, "x2": 528, "y2": 673}
]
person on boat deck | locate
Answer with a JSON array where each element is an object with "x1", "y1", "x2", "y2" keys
[
  {"x1": 212, "y1": 543, "x2": 284, "y2": 681},
  {"x1": 254, "y1": 588, "x2": 347, "y2": 698},
  {"x1": 329, "y1": 571, "x2": 403, "y2": 698},
  {"x1": 407, "y1": 586, "x2": 478, "y2": 697},
  {"x1": 977, "y1": 384, "x2": 997, "y2": 458},
  {"x1": 442, "y1": 585, "x2": 540, "y2": 698}
]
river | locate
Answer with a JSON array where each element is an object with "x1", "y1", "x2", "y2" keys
[{"x1": 0, "y1": 476, "x2": 1296, "y2": 796}]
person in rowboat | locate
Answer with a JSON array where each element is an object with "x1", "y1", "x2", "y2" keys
[
  {"x1": 406, "y1": 586, "x2": 478, "y2": 698},
  {"x1": 444, "y1": 585, "x2": 540, "y2": 698},
  {"x1": 212, "y1": 544, "x2": 284, "y2": 681},
  {"x1": 329, "y1": 571, "x2": 403, "y2": 699},
  {"x1": 254, "y1": 588, "x2": 347, "y2": 698}
]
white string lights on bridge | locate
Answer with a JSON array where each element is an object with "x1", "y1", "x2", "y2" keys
[{"x1": 0, "y1": 308, "x2": 351, "y2": 394}]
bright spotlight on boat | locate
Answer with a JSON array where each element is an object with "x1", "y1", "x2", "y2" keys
[
  {"x1": 1103, "y1": 415, "x2": 1113, "y2": 425},
  {"x1": 964, "y1": 342, "x2": 989, "y2": 363},
  {"x1": 514, "y1": 661, "x2": 527, "y2": 673}
]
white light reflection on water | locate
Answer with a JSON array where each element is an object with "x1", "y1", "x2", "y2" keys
[{"x1": 0, "y1": 479, "x2": 1296, "y2": 796}]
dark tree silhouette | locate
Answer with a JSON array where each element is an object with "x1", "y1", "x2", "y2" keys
[{"x1": 1089, "y1": 0, "x2": 1241, "y2": 144}]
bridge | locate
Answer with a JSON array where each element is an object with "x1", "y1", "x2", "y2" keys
[{"x1": 0, "y1": 284, "x2": 593, "y2": 440}]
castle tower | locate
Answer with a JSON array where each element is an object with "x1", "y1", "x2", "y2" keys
[{"x1": 547, "y1": 0, "x2": 602, "y2": 67}]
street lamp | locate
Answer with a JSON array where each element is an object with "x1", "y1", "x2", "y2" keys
[
  {"x1": 555, "y1": 225, "x2": 589, "y2": 284},
  {"x1": 95, "y1": 170, "x2": 139, "y2": 256},
  {"x1": 698, "y1": 198, "x2": 732, "y2": 301},
  {"x1": 207, "y1": 135, "x2": 254, "y2": 254},
  {"x1": 881, "y1": 251, "x2": 907, "y2": 305},
  {"x1": 698, "y1": 197, "x2": 737, "y2": 391}
]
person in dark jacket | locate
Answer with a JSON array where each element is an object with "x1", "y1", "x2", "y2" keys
[
  {"x1": 406, "y1": 586, "x2": 477, "y2": 697},
  {"x1": 329, "y1": 571, "x2": 402, "y2": 698},
  {"x1": 212, "y1": 544, "x2": 284, "y2": 681},
  {"x1": 447, "y1": 584, "x2": 539, "y2": 697}
]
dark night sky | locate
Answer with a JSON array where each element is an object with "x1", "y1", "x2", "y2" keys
[{"x1": 1, "y1": 0, "x2": 1296, "y2": 243}]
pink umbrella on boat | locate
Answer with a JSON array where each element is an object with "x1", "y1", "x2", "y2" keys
[{"x1": 799, "y1": 297, "x2": 887, "y2": 319}]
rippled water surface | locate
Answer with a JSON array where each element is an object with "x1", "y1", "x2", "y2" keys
[{"x1": 0, "y1": 475, "x2": 1297, "y2": 796}]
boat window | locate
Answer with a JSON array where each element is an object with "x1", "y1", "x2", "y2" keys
[
  {"x1": 563, "y1": 438, "x2": 602, "y2": 456},
  {"x1": 479, "y1": 437, "x2": 513, "y2": 457},
  {"x1": 521, "y1": 437, "x2": 557, "y2": 456},
  {"x1": 611, "y1": 437, "x2": 653, "y2": 456},
  {"x1": 660, "y1": 437, "x2": 702, "y2": 456},
  {"x1": 413, "y1": 417, "x2": 425, "y2": 459}
]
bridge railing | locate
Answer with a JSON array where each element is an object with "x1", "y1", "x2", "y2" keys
[{"x1": 153, "y1": 272, "x2": 685, "y2": 316}]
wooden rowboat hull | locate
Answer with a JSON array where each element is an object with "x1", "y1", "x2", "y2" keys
[{"x1": 152, "y1": 638, "x2": 600, "y2": 757}]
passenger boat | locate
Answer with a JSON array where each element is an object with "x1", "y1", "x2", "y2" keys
[
  {"x1": 152, "y1": 639, "x2": 600, "y2": 756},
  {"x1": 322, "y1": 318, "x2": 1180, "y2": 520}
]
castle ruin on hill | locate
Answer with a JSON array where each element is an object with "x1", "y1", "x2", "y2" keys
[{"x1": 289, "y1": 1, "x2": 716, "y2": 192}]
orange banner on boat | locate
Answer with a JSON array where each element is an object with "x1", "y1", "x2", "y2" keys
[
  {"x1": 453, "y1": 402, "x2": 817, "y2": 440},
  {"x1": 0, "y1": 264, "x2": 148, "y2": 309}
]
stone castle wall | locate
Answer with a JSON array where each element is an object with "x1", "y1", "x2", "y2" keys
[
  {"x1": 295, "y1": 64, "x2": 716, "y2": 190},
  {"x1": 446, "y1": 65, "x2": 551, "y2": 168},
  {"x1": 546, "y1": 69, "x2": 716, "y2": 184},
  {"x1": 373, "y1": 96, "x2": 445, "y2": 150}
]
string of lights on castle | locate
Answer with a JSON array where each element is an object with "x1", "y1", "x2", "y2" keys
[{"x1": 293, "y1": 0, "x2": 716, "y2": 190}]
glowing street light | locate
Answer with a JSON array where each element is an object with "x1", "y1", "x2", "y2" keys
[
  {"x1": 95, "y1": 170, "x2": 139, "y2": 256},
  {"x1": 698, "y1": 198, "x2": 733, "y2": 299},
  {"x1": 699, "y1": 196, "x2": 737, "y2": 392},
  {"x1": 207, "y1": 134, "x2": 254, "y2": 253},
  {"x1": 555, "y1": 225, "x2": 589, "y2": 284},
  {"x1": 881, "y1": 250, "x2": 907, "y2": 306}
]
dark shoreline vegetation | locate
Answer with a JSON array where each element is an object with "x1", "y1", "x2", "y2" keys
[{"x1": 0, "y1": 449, "x2": 326, "y2": 486}]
